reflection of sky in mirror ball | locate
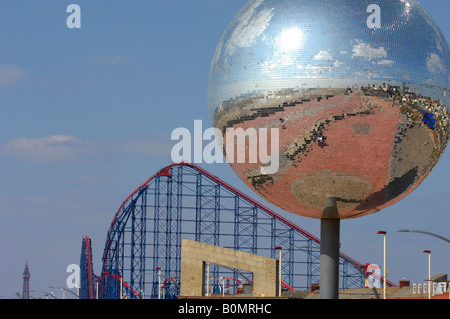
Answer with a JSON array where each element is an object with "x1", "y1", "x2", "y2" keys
[{"x1": 208, "y1": 0, "x2": 450, "y2": 219}]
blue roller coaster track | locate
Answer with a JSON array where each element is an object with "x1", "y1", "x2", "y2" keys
[
  {"x1": 80, "y1": 236, "x2": 95, "y2": 299},
  {"x1": 97, "y1": 162, "x2": 391, "y2": 299}
]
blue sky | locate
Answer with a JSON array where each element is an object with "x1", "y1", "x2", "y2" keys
[{"x1": 0, "y1": 0, "x2": 449, "y2": 299}]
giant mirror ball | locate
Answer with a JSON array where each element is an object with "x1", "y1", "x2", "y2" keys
[{"x1": 207, "y1": 0, "x2": 450, "y2": 220}]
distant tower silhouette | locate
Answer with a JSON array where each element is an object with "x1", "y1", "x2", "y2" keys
[{"x1": 22, "y1": 261, "x2": 30, "y2": 299}]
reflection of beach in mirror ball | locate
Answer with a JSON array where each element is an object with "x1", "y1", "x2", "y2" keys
[{"x1": 208, "y1": 0, "x2": 450, "y2": 219}]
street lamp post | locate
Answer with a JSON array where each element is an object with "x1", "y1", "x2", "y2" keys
[
  {"x1": 31, "y1": 290, "x2": 57, "y2": 299},
  {"x1": 377, "y1": 231, "x2": 387, "y2": 299},
  {"x1": 398, "y1": 229, "x2": 450, "y2": 299},
  {"x1": 155, "y1": 267, "x2": 162, "y2": 300},
  {"x1": 397, "y1": 229, "x2": 450, "y2": 244},
  {"x1": 423, "y1": 250, "x2": 431, "y2": 299},
  {"x1": 274, "y1": 246, "x2": 282, "y2": 297},
  {"x1": 49, "y1": 286, "x2": 79, "y2": 299}
]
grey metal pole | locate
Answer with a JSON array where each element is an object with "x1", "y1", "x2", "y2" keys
[{"x1": 320, "y1": 197, "x2": 340, "y2": 299}]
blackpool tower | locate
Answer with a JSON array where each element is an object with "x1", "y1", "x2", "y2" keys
[{"x1": 22, "y1": 262, "x2": 30, "y2": 299}]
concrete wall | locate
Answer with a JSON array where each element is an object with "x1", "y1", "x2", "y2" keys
[{"x1": 180, "y1": 239, "x2": 278, "y2": 297}]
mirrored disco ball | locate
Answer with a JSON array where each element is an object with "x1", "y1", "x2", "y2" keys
[{"x1": 208, "y1": 0, "x2": 450, "y2": 219}]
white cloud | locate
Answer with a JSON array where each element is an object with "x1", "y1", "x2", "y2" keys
[
  {"x1": 436, "y1": 39, "x2": 444, "y2": 54},
  {"x1": 225, "y1": 1, "x2": 274, "y2": 56},
  {"x1": 296, "y1": 63, "x2": 333, "y2": 75},
  {"x1": 334, "y1": 60, "x2": 344, "y2": 68},
  {"x1": 426, "y1": 53, "x2": 445, "y2": 74},
  {"x1": 352, "y1": 41, "x2": 387, "y2": 61},
  {"x1": 0, "y1": 134, "x2": 172, "y2": 163},
  {"x1": 313, "y1": 50, "x2": 334, "y2": 61},
  {"x1": 262, "y1": 61, "x2": 277, "y2": 73},
  {"x1": 0, "y1": 64, "x2": 26, "y2": 86},
  {"x1": 378, "y1": 60, "x2": 395, "y2": 66},
  {"x1": 0, "y1": 135, "x2": 82, "y2": 163}
]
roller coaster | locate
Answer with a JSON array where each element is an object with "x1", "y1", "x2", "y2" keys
[{"x1": 80, "y1": 162, "x2": 394, "y2": 299}]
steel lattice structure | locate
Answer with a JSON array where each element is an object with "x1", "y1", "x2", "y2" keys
[
  {"x1": 98, "y1": 163, "x2": 390, "y2": 299},
  {"x1": 80, "y1": 236, "x2": 95, "y2": 299}
]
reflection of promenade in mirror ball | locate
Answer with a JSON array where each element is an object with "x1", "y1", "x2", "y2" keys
[{"x1": 208, "y1": 0, "x2": 450, "y2": 220}]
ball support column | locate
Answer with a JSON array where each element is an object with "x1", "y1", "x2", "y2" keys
[{"x1": 320, "y1": 197, "x2": 340, "y2": 299}]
